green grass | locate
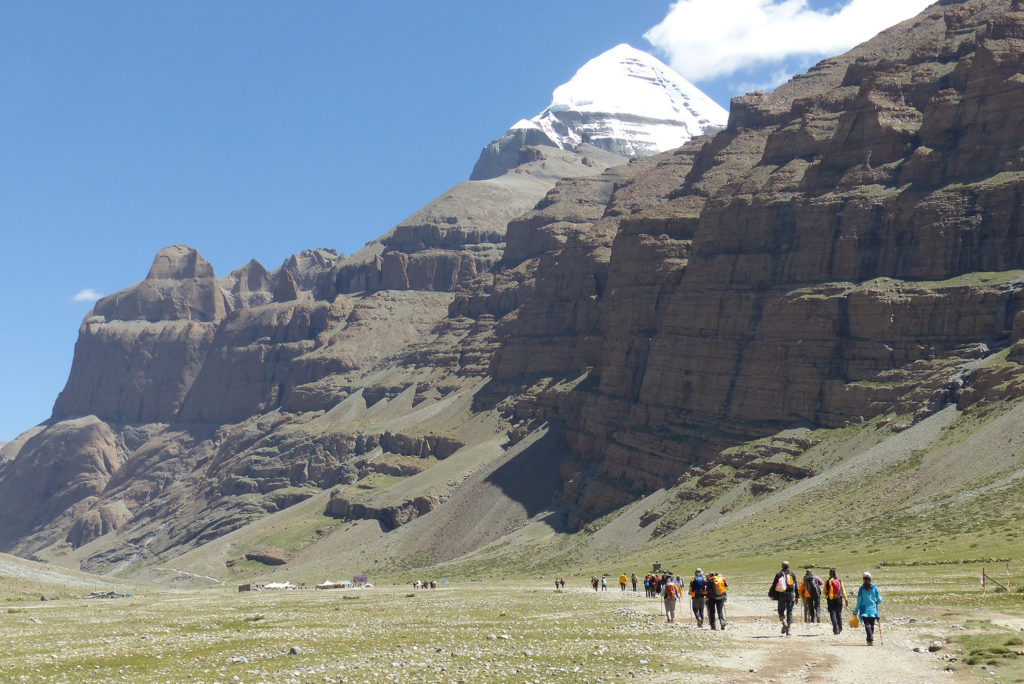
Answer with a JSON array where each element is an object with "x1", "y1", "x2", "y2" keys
[
  {"x1": 952, "y1": 623, "x2": 1024, "y2": 682},
  {"x1": 0, "y1": 584, "x2": 722, "y2": 683}
]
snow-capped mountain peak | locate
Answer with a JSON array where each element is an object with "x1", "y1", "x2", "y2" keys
[{"x1": 471, "y1": 44, "x2": 728, "y2": 180}]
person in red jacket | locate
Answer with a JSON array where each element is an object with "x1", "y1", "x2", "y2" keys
[{"x1": 824, "y1": 568, "x2": 849, "y2": 635}]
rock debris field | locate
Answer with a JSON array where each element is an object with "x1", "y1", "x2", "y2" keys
[{"x1": 0, "y1": 580, "x2": 978, "y2": 683}]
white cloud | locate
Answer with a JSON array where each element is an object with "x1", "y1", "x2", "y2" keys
[
  {"x1": 645, "y1": 0, "x2": 934, "y2": 83},
  {"x1": 72, "y1": 288, "x2": 103, "y2": 302}
]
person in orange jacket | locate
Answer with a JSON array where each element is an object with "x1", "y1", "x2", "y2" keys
[
  {"x1": 799, "y1": 569, "x2": 823, "y2": 622},
  {"x1": 619, "y1": 573, "x2": 628, "y2": 591}
]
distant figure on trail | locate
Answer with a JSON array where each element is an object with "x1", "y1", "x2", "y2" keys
[
  {"x1": 663, "y1": 577, "x2": 681, "y2": 623},
  {"x1": 631, "y1": 572, "x2": 638, "y2": 592},
  {"x1": 619, "y1": 573, "x2": 628, "y2": 591},
  {"x1": 824, "y1": 568, "x2": 848, "y2": 635},
  {"x1": 769, "y1": 561, "x2": 798, "y2": 635},
  {"x1": 555, "y1": 578, "x2": 560, "y2": 590},
  {"x1": 855, "y1": 572, "x2": 882, "y2": 645},
  {"x1": 592, "y1": 576, "x2": 599, "y2": 592},
  {"x1": 644, "y1": 574, "x2": 652, "y2": 598},
  {"x1": 800, "y1": 569, "x2": 822, "y2": 622},
  {"x1": 705, "y1": 571, "x2": 728, "y2": 630},
  {"x1": 689, "y1": 569, "x2": 707, "y2": 628},
  {"x1": 559, "y1": 577, "x2": 565, "y2": 589},
  {"x1": 601, "y1": 576, "x2": 608, "y2": 591}
]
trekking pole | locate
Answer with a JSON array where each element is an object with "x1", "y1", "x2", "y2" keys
[{"x1": 878, "y1": 612, "x2": 883, "y2": 645}]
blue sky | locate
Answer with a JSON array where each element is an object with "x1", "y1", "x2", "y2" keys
[{"x1": 0, "y1": 0, "x2": 930, "y2": 440}]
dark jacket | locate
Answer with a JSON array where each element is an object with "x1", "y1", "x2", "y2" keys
[{"x1": 769, "y1": 570, "x2": 797, "y2": 599}]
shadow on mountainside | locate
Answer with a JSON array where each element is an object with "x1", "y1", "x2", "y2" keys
[{"x1": 483, "y1": 425, "x2": 571, "y2": 533}]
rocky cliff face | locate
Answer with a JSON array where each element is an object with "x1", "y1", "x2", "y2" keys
[
  {"x1": 500, "y1": 0, "x2": 1024, "y2": 524},
  {"x1": 6, "y1": 2, "x2": 1024, "y2": 572}
]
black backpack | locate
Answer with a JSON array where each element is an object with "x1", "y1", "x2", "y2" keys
[{"x1": 805, "y1": 577, "x2": 820, "y2": 600}]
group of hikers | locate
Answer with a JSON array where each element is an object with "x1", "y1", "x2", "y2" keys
[
  {"x1": 769, "y1": 561, "x2": 883, "y2": 645},
  {"x1": 586, "y1": 560, "x2": 883, "y2": 645}
]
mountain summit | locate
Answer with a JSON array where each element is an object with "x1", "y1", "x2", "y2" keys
[{"x1": 471, "y1": 44, "x2": 728, "y2": 180}]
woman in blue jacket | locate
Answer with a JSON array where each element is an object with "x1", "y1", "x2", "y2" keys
[{"x1": 855, "y1": 571, "x2": 882, "y2": 645}]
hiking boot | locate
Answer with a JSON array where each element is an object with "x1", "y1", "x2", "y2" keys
[{"x1": 720, "y1": 622, "x2": 726, "y2": 630}]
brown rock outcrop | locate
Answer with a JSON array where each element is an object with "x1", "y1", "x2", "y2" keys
[
  {"x1": 325, "y1": 492, "x2": 439, "y2": 532},
  {"x1": 244, "y1": 547, "x2": 288, "y2": 565},
  {"x1": 51, "y1": 245, "x2": 228, "y2": 424},
  {"x1": 0, "y1": 417, "x2": 122, "y2": 548},
  {"x1": 67, "y1": 500, "x2": 133, "y2": 548}
]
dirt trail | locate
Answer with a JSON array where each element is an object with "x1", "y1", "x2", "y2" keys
[{"x1": 645, "y1": 594, "x2": 973, "y2": 683}]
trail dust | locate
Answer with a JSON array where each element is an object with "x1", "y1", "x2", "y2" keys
[{"x1": 632, "y1": 592, "x2": 972, "y2": 683}]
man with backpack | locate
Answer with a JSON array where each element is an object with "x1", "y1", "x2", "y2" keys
[
  {"x1": 769, "y1": 561, "x2": 798, "y2": 635},
  {"x1": 824, "y1": 568, "x2": 848, "y2": 635},
  {"x1": 631, "y1": 572, "x2": 638, "y2": 592},
  {"x1": 689, "y1": 568, "x2": 707, "y2": 627},
  {"x1": 619, "y1": 573, "x2": 628, "y2": 591},
  {"x1": 800, "y1": 569, "x2": 822, "y2": 622},
  {"x1": 663, "y1": 577, "x2": 681, "y2": 623},
  {"x1": 705, "y1": 571, "x2": 728, "y2": 630}
]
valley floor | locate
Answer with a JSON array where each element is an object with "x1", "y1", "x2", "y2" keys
[{"x1": 1, "y1": 577, "x2": 1005, "y2": 683}]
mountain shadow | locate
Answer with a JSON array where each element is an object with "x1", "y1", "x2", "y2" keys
[{"x1": 483, "y1": 425, "x2": 571, "y2": 533}]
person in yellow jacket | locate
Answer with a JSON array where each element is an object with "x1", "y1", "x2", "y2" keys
[
  {"x1": 619, "y1": 573, "x2": 629, "y2": 591},
  {"x1": 705, "y1": 572, "x2": 728, "y2": 630}
]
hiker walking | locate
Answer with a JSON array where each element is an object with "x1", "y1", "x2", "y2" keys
[
  {"x1": 559, "y1": 578, "x2": 565, "y2": 590},
  {"x1": 619, "y1": 573, "x2": 628, "y2": 591},
  {"x1": 631, "y1": 572, "x2": 638, "y2": 592},
  {"x1": 855, "y1": 571, "x2": 882, "y2": 645},
  {"x1": 824, "y1": 568, "x2": 848, "y2": 635},
  {"x1": 769, "y1": 560, "x2": 798, "y2": 635},
  {"x1": 663, "y1": 578, "x2": 681, "y2": 623},
  {"x1": 601, "y1": 576, "x2": 608, "y2": 591},
  {"x1": 592, "y1": 576, "x2": 599, "y2": 592},
  {"x1": 689, "y1": 568, "x2": 707, "y2": 627},
  {"x1": 799, "y1": 569, "x2": 822, "y2": 622},
  {"x1": 705, "y1": 571, "x2": 728, "y2": 630}
]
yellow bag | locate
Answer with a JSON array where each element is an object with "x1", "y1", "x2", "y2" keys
[{"x1": 849, "y1": 614, "x2": 859, "y2": 628}]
